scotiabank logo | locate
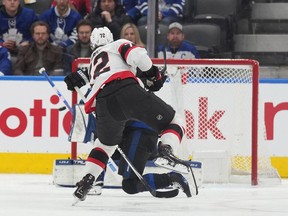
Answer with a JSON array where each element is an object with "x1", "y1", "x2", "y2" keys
[
  {"x1": 1, "y1": 94, "x2": 287, "y2": 141},
  {"x1": 0, "y1": 95, "x2": 72, "y2": 137},
  {"x1": 185, "y1": 97, "x2": 225, "y2": 140},
  {"x1": 184, "y1": 97, "x2": 288, "y2": 141}
]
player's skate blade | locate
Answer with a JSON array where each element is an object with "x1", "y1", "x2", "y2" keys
[
  {"x1": 88, "y1": 181, "x2": 103, "y2": 196},
  {"x1": 72, "y1": 196, "x2": 80, "y2": 206}
]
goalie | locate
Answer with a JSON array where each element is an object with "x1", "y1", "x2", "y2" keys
[{"x1": 64, "y1": 27, "x2": 192, "y2": 202}]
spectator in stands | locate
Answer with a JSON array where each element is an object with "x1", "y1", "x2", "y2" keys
[
  {"x1": 0, "y1": 45, "x2": 12, "y2": 75},
  {"x1": 120, "y1": 22, "x2": 145, "y2": 47},
  {"x1": 51, "y1": 0, "x2": 92, "y2": 17},
  {"x1": 14, "y1": 21, "x2": 64, "y2": 76},
  {"x1": 0, "y1": 0, "x2": 38, "y2": 55},
  {"x1": 136, "y1": 0, "x2": 185, "y2": 26},
  {"x1": 65, "y1": 19, "x2": 93, "y2": 73},
  {"x1": 86, "y1": 0, "x2": 132, "y2": 40},
  {"x1": 158, "y1": 22, "x2": 200, "y2": 59},
  {"x1": 118, "y1": 0, "x2": 141, "y2": 24},
  {"x1": 39, "y1": 0, "x2": 82, "y2": 49}
]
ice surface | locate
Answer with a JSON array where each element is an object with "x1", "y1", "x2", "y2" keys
[{"x1": 0, "y1": 174, "x2": 287, "y2": 216}]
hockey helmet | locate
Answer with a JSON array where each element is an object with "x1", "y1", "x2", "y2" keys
[{"x1": 90, "y1": 27, "x2": 114, "y2": 50}]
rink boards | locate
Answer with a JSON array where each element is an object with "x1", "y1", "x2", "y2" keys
[{"x1": 0, "y1": 76, "x2": 288, "y2": 178}]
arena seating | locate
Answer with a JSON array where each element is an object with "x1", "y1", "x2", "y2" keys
[
  {"x1": 183, "y1": 23, "x2": 222, "y2": 57},
  {"x1": 233, "y1": 1, "x2": 288, "y2": 67},
  {"x1": 233, "y1": 34, "x2": 288, "y2": 66},
  {"x1": 191, "y1": 0, "x2": 242, "y2": 51},
  {"x1": 250, "y1": 2, "x2": 288, "y2": 33},
  {"x1": 138, "y1": 24, "x2": 169, "y2": 48}
]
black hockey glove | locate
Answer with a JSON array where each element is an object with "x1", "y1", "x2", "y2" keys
[
  {"x1": 138, "y1": 65, "x2": 167, "y2": 92},
  {"x1": 158, "y1": 142, "x2": 173, "y2": 156},
  {"x1": 64, "y1": 68, "x2": 89, "y2": 91},
  {"x1": 144, "y1": 65, "x2": 159, "y2": 78}
]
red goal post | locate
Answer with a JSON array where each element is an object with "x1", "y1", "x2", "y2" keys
[{"x1": 71, "y1": 58, "x2": 263, "y2": 185}]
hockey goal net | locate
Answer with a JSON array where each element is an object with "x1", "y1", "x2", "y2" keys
[{"x1": 71, "y1": 58, "x2": 280, "y2": 185}]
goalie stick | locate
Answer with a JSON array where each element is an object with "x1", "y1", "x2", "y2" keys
[{"x1": 73, "y1": 87, "x2": 179, "y2": 198}]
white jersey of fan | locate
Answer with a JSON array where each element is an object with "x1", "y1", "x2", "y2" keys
[{"x1": 85, "y1": 39, "x2": 152, "y2": 113}]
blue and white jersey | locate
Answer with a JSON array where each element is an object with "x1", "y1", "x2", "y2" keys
[
  {"x1": 118, "y1": 0, "x2": 140, "y2": 21},
  {"x1": 118, "y1": 0, "x2": 139, "y2": 12},
  {"x1": 0, "y1": 6, "x2": 38, "y2": 45},
  {"x1": 137, "y1": 0, "x2": 185, "y2": 18},
  {"x1": 0, "y1": 46, "x2": 12, "y2": 75},
  {"x1": 158, "y1": 40, "x2": 200, "y2": 59},
  {"x1": 39, "y1": 7, "x2": 82, "y2": 48}
]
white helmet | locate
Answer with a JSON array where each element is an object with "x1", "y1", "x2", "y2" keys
[{"x1": 90, "y1": 27, "x2": 114, "y2": 50}]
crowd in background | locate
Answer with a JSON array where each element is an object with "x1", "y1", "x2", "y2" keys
[{"x1": 0, "y1": 0, "x2": 200, "y2": 76}]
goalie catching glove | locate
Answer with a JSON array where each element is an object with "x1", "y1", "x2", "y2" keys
[
  {"x1": 64, "y1": 68, "x2": 89, "y2": 91},
  {"x1": 137, "y1": 65, "x2": 167, "y2": 91}
]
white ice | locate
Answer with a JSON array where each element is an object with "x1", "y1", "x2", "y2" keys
[{"x1": 0, "y1": 174, "x2": 287, "y2": 216}]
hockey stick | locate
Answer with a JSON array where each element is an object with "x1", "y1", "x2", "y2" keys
[
  {"x1": 116, "y1": 147, "x2": 179, "y2": 198},
  {"x1": 39, "y1": 68, "x2": 74, "y2": 113},
  {"x1": 38, "y1": 68, "x2": 119, "y2": 175},
  {"x1": 161, "y1": 44, "x2": 167, "y2": 75},
  {"x1": 160, "y1": 152, "x2": 199, "y2": 195},
  {"x1": 73, "y1": 87, "x2": 179, "y2": 198}
]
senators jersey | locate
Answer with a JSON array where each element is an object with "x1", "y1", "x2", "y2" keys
[{"x1": 85, "y1": 39, "x2": 153, "y2": 113}]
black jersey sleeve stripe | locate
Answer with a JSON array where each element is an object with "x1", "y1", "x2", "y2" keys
[{"x1": 118, "y1": 43, "x2": 137, "y2": 63}]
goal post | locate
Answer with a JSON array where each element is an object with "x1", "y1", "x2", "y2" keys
[{"x1": 71, "y1": 58, "x2": 280, "y2": 185}]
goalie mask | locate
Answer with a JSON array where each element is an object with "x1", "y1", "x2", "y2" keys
[{"x1": 90, "y1": 27, "x2": 114, "y2": 50}]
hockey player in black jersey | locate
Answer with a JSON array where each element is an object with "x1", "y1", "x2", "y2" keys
[{"x1": 64, "y1": 27, "x2": 192, "y2": 202}]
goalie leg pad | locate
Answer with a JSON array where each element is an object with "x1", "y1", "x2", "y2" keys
[
  {"x1": 69, "y1": 104, "x2": 97, "y2": 143},
  {"x1": 122, "y1": 173, "x2": 172, "y2": 194},
  {"x1": 122, "y1": 178, "x2": 144, "y2": 194},
  {"x1": 143, "y1": 173, "x2": 171, "y2": 189}
]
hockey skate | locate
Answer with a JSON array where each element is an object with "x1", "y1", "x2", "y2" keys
[
  {"x1": 73, "y1": 173, "x2": 95, "y2": 204},
  {"x1": 88, "y1": 170, "x2": 105, "y2": 195},
  {"x1": 168, "y1": 172, "x2": 191, "y2": 197},
  {"x1": 156, "y1": 142, "x2": 190, "y2": 174},
  {"x1": 88, "y1": 181, "x2": 103, "y2": 195}
]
